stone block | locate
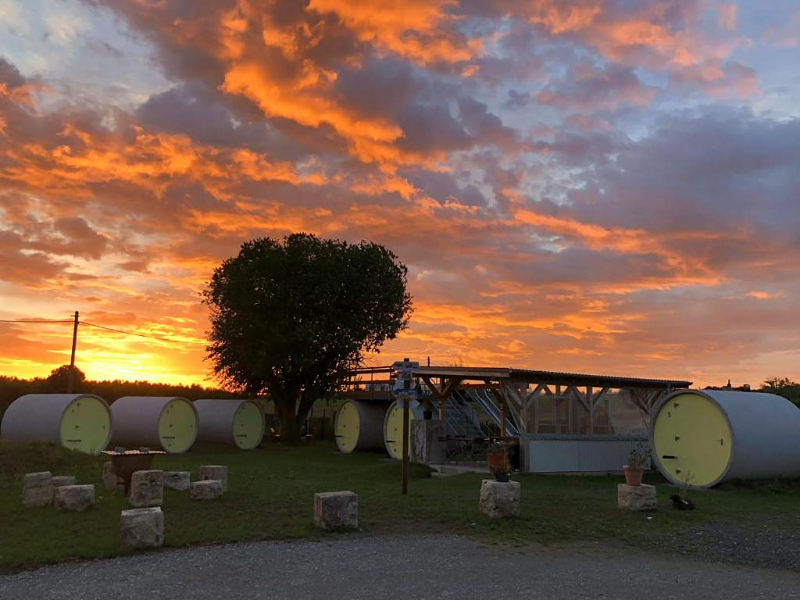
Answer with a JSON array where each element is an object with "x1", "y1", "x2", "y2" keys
[
  {"x1": 190, "y1": 479, "x2": 224, "y2": 500},
  {"x1": 129, "y1": 470, "x2": 164, "y2": 508},
  {"x1": 52, "y1": 475, "x2": 77, "y2": 488},
  {"x1": 479, "y1": 479, "x2": 521, "y2": 519},
  {"x1": 23, "y1": 471, "x2": 53, "y2": 508},
  {"x1": 164, "y1": 471, "x2": 191, "y2": 491},
  {"x1": 313, "y1": 491, "x2": 358, "y2": 530},
  {"x1": 102, "y1": 461, "x2": 124, "y2": 491},
  {"x1": 617, "y1": 483, "x2": 657, "y2": 511},
  {"x1": 411, "y1": 420, "x2": 446, "y2": 464},
  {"x1": 199, "y1": 465, "x2": 228, "y2": 491},
  {"x1": 121, "y1": 507, "x2": 164, "y2": 549},
  {"x1": 54, "y1": 484, "x2": 95, "y2": 511}
]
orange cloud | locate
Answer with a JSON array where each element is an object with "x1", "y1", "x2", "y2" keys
[
  {"x1": 308, "y1": 0, "x2": 479, "y2": 64},
  {"x1": 0, "y1": 3, "x2": 797, "y2": 390},
  {"x1": 513, "y1": 208, "x2": 736, "y2": 287}
]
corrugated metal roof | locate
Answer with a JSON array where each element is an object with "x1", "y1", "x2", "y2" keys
[
  {"x1": 506, "y1": 368, "x2": 692, "y2": 389},
  {"x1": 414, "y1": 365, "x2": 691, "y2": 388},
  {"x1": 351, "y1": 365, "x2": 692, "y2": 389}
]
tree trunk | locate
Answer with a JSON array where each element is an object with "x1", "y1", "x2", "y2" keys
[
  {"x1": 280, "y1": 408, "x2": 302, "y2": 445},
  {"x1": 274, "y1": 391, "x2": 318, "y2": 445}
]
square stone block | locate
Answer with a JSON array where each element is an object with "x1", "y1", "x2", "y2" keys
[
  {"x1": 129, "y1": 470, "x2": 164, "y2": 508},
  {"x1": 54, "y1": 484, "x2": 95, "y2": 511},
  {"x1": 102, "y1": 461, "x2": 124, "y2": 491},
  {"x1": 479, "y1": 479, "x2": 521, "y2": 519},
  {"x1": 314, "y1": 491, "x2": 358, "y2": 530},
  {"x1": 23, "y1": 471, "x2": 53, "y2": 508},
  {"x1": 190, "y1": 479, "x2": 224, "y2": 500},
  {"x1": 52, "y1": 475, "x2": 77, "y2": 488},
  {"x1": 200, "y1": 465, "x2": 228, "y2": 492},
  {"x1": 618, "y1": 483, "x2": 657, "y2": 511},
  {"x1": 121, "y1": 507, "x2": 164, "y2": 549},
  {"x1": 411, "y1": 420, "x2": 446, "y2": 464},
  {"x1": 164, "y1": 471, "x2": 191, "y2": 491}
]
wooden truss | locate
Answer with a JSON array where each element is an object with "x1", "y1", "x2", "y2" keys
[{"x1": 346, "y1": 365, "x2": 689, "y2": 437}]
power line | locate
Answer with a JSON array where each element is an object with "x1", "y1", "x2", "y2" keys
[
  {"x1": 0, "y1": 319, "x2": 74, "y2": 323},
  {"x1": 1, "y1": 314, "x2": 204, "y2": 345},
  {"x1": 82, "y1": 321, "x2": 205, "y2": 345},
  {"x1": 82, "y1": 321, "x2": 173, "y2": 342}
]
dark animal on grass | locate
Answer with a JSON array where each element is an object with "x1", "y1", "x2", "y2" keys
[{"x1": 670, "y1": 494, "x2": 695, "y2": 510}]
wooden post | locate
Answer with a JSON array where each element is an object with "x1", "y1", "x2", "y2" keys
[
  {"x1": 438, "y1": 377, "x2": 446, "y2": 421},
  {"x1": 500, "y1": 398, "x2": 507, "y2": 438},
  {"x1": 68, "y1": 311, "x2": 79, "y2": 393},
  {"x1": 401, "y1": 382, "x2": 410, "y2": 495}
]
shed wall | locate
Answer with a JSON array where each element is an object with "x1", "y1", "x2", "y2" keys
[{"x1": 521, "y1": 435, "x2": 649, "y2": 473}]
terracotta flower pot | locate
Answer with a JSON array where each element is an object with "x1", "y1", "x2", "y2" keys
[
  {"x1": 487, "y1": 452, "x2": 507, "y2": 471},
  {"x1": 623, "y1": 465, "x2": 644, "y2": 486}
]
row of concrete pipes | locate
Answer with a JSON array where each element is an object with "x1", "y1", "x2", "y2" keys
[
  {"x1": 344, "y1": 391, "x2": 800, "y2": 491},
  {"x1": 0, "y1": 394, "x2": 264, "y2": 455},
  {"x1": 334, "y1": 399, "x2": 423, "y2": 460}
]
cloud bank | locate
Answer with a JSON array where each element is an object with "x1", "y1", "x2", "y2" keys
[{"x1": 0, "y1": 0, "x2": 797, "y2": 386}]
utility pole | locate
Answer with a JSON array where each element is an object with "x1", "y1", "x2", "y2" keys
[
  {"x1": 68, "y1": 311, "x2": 79, "y2": 393},
  {"x1": 392, "y1": 358, "x2": 419, "y2": 495},
  {"x1": 402, "y1": 379, "x2": 410, "y2": 495}
]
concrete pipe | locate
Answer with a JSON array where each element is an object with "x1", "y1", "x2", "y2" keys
[
  {"x1": 0, "y1": 393, "x2": 112, "y2": 455},
  {"x1": 650, "y1": 389, "x2": 800, "y2": 488},
  {"x1": 334, "y1": 400, "x2": 389, "y2": 453},
  {"x1": 194, "y1": 399, "x2": 265, "y2": 449},
  {"x1": 383, "y1": 399, "x2": 424, "y2": 460},
  {"x1": 111, "y1": 396, "x2": 198, "y2": 453}
]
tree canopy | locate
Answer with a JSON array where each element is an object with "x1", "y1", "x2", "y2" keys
[
  {"x1": 203, "y1": 233, "x2": 412, "y2": 442},
  {"x1": 42, "y1": 364, "x2": 87, "y2": 393},
  {"x1": 762, "y1": 377, "x2": 800, "y2": 406}
]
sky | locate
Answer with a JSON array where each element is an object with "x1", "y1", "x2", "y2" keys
[{"x1": 0, "y1": 0, "x2": 798, "y2": 388}]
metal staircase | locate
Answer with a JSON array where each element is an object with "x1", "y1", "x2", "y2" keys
[
  {"x1": 439, "y1": 392, "x2": 485, "y2": 437},
  {"x1": 420, "y1": 388, "x2": 519, "y2": 438},
  {"x1": 460, "y1": 388, "x2": 519, "y2": 436}
]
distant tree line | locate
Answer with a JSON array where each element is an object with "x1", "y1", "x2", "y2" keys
[
  {"x1": 761, "y1": 377, "x2": 800, "y2": 406},
  {"x1": 0, "y1": 365, "x2": 240, "y2": 422}
]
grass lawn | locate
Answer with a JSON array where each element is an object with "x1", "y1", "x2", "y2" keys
[{"x1": 2, "y1": 440, "x2": 800, "y2": 572}]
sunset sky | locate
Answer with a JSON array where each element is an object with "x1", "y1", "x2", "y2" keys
[{"x1": 0, "y1": 0, "x2": 798, "y2": 388}]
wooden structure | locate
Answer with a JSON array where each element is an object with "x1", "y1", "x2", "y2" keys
[{"x1": 344, "y1": 365, "x2": 691, "y2": 437}]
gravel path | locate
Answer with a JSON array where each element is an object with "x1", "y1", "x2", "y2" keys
[
  {"x1": 671, "y1": 517, "x2": 800, "y2": 570},
  {"x1": 2, "y1": 534, "x2": 800, "y2": 600}
]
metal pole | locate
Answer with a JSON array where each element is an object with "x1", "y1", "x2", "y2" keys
[
  {"x1": 68, "y1": 310, "x2": 79, "y2": 393},
  {"x1": 401, "y1": 379, "x2": 410, "y2": 495}
]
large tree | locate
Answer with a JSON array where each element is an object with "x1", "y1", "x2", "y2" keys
[
  {"x1": 203, "y1": 233, "x2": 412, "y2": 443},
  {"x1": 42, "y1": 364, "x2": 87, "y2": 393}
]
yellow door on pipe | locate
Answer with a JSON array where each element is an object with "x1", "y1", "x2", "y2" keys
[{"x1": 653, "y1": 393, "x2": 732, "y2": 487}]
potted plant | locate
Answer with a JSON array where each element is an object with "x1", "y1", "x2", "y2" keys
[
  {"x1": 487, "y1": 441, "x2": 512, "y2": 482},
  {"x1": 623, "y1": 445, "x2": 650, "y2": 486},
  {"x1": 490, "y1": 456, "x2": 512, "y2": 482}
]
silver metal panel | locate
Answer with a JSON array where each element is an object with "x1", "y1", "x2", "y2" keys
[{"x1": 521, "y1": 436, "x2": 649, "y2": 473}]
